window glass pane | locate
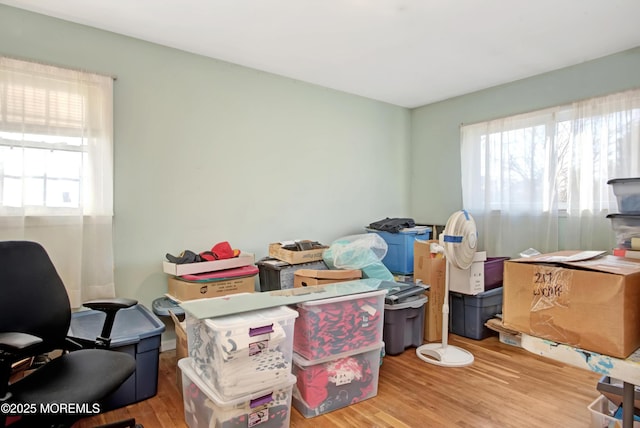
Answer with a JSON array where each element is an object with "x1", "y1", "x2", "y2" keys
[
  {"x1": 48, "y1": 150, "x2": 81, "y2": 179},
  {"x1": 24, "y1": 177, "x2": 44, "y2": 206},
  {"x1": 2, "y1": 146, "x2": 23, "y2": 176},
  {"x1": 3, "y1": 177, "x2": 21, "y2": 207},
  {"x1": 23, "y1": 148, "x2": 46, "y2": 176},
  {"x1": 46, "y1": 178, "x2": 79, "y2": 208}
]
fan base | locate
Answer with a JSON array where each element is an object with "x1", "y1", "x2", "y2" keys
[{"x1": 415, "y1": 343, "x2": 474, "y2": 367}]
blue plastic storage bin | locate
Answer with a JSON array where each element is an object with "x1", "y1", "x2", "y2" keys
[
  {"x1": 366, "y1": 227, "x2": 431, "y2": 274},
  {"x1": 449, "y1": 287, "x2": 502, "y2": 340},
  {"x1": 68, "y1": 303, "x2": 165, "y2": 410}
]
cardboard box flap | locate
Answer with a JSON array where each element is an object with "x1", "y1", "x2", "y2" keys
[
  {"x1": 509, "y1": 251, "x2": 640, "y2": 275},
  {"x1": 294, "y1": 269, "x2": 362, "y2": 280}
]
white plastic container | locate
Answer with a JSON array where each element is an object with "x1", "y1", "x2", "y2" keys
[
  {"x1": 291, "y1": 342, "x2": 383, "y2": 418},
  {"x1": 179, "y1": 358, "x2": 295, "y2": 428},
  {"x1": 608, "y1": 178, "x2": 640, "y2": 213},
  {"x1": 293, "y1": 290, "x2": 385, "y2": 360},
  {"x1": 186, "y1": 305, "x2": 298, "y2": 400},
  {"x1": 588, "y1": 394, "x2": 640, "y2": 428}
]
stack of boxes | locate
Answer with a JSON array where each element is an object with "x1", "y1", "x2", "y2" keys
[
  {"x1": 162, "y1": 249, "x2": 258, "y2": 394},
  {"x1": 180, "y1": 306, "x2": 299, "y2": 428},
  {"x1": 448, "y1": 254, "x2": 509, "y2": 340},
  {"x1": 608, "y1": 178, "x2": 640, "y2": 257},
  {"x1": 364, "y1": 227, "x2": 431, "y2": 355},
  {"x1": 413, "y1": 239, "x2": 509, "y2": 342},
  {"x1": 290, "y1": 289, "x2": 386, "y2": 417},
  {"x1": 163, "y1": 251, "x2": 258, "y2": 301}
]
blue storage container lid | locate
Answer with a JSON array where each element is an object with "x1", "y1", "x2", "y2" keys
[{"x1": 68, "y1": 303, "x2": 165, "y2": 347}]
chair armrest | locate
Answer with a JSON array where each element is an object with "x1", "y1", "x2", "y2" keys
[
  {"x1": 0, "y1": 333, "x2": 43, "y2": 401},
  {"x1": 0, "y1": 332, "x2": 42, "y2": 354},
  {"x1": 82, "y1": 297, "x2": 137, "y2": 312},
  {"x1": 81, "y1": 298, "x2": 138, "y2": 349}
]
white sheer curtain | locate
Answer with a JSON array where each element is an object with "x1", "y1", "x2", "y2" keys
[
  {"x1": 0, "y1": 56, "x2": 115, "y2": 308},
  {"x1": 461, "y1": 89, "x2": 640, "y2": 258}
]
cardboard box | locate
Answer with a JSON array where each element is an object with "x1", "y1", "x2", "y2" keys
[
  {"x1": 449, "y1": 251, "x2": 487, "y2": 295},
  {"x1": 269, "y1": 242, "x2": 327, "y2": 265},
  {"x1": 503, "y1": 251, "x2": 640, "y2": 358},
  {"x1": 170, "y1": 310, "x2": 187, "y2": 395},
  {"x1": 163, "y1": 252, "x2": 255, "y2": 276},
  {"x1": 167, "y1": 275, "x2": 255, "y2": 301},
  {"x1": 413, "y1": 239, "x2": 446, "y2": 342},
  {"x1": 293, "y1": 269, "x2": 362, "y2": 287}
]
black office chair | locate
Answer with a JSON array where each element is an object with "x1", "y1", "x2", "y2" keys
[{"x1": 0, "y1": 241, "x2": 142, "y2": 428}]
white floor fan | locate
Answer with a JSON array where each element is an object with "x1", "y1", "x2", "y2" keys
[{"x1": 416, "y1": 209, "x2": 477, "y2": 367}]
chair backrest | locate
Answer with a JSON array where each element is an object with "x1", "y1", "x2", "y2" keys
[{"x1": 0, "y1": 241, "x2": 72, "y2": 353}]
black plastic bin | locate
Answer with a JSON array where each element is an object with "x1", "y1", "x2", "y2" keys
[{"x1": 256, "y1": 257, "x2": 327, "y2": 291}]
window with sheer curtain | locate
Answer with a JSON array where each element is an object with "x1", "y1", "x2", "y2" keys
[
  {"x1": 0, "y1": 56, "x2": 115, "y2": 308},
  {"x1": 461, "y1": 89, "x2": 640, "y2": 258}
]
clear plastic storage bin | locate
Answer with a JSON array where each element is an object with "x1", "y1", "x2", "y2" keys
[
  {"x1": 186, "y1": 305, "x2": 298, "y2": 400},
  {"x1": 294, "y1": 290, "x2": 385, "y2": 360},
  {"x1": 179, "y1": 358, "x2": 296, "y2": 428},
  {"x1": 608, "y1": 178, "x2": 640, "y2": 213},
  {"x1": 607, "y1": 214, "x2": 640, "y2": 249},
  {"x1": 588, "y1": 394, "x2": 640, "y2": 428},
  {"x1": 291, "y1": 343, "x2": 383, "y2": 418}
]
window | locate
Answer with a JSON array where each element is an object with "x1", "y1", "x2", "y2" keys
[
  {"x1": 0, "y1": 56, "x2": 115, "y2": 307},
  {"x1": 461, "y1": 89, "x2": 640, "y2": 257}
]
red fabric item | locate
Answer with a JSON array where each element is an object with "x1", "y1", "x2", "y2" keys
[
  {"x1": 211, "y1": 241, "x2": 239, "y2": 260},
  {"x1": 199, "y1": 251, "x2": 216, "y2": 261},
  {"x1": 298, "y1": 365, "x2": 329, "y2": 409}
]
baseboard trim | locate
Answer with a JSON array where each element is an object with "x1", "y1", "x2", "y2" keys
[{"x1": 161, "y1": 338, "x2": 176, "y2": 352}]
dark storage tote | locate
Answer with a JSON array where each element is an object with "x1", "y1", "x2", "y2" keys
[
  {"x1": 383, "y1": 296, "x2": 427, "y2": 355},
  {"x1": 449, "y1": 287, "x2": 503, "y2": 340},
  {"x1": 68, "y1": 303, "x2": 165, "y2": 410},
  {"x1": 256, "y1": 257, "x2": 327, "y2": 291}
]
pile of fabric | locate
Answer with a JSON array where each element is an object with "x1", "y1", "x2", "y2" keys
[
  {"x1": 294, "y1": 295, "x2": 382, "y2": 360},
  {"x1": 293, "y1": 352, "x2": 375, "y2": 415}
]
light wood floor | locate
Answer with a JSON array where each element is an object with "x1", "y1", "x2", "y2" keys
[{"x1": 73, "y1": 334, "x2": 602, "y2": 428}]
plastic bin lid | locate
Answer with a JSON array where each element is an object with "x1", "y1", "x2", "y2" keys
[
  {"x1": 178, "y1": 358, "x2": 296, "y2": 406},
  {"x1": 366, "y1": 226, "x2": 431, "y2": 235},
  {"x1": 607, "y1": 177, "x2": 640, "y2": 185},
  {"x1": 296, "y1": 289, "x2": 386, "y2": 307},
  {"x1": 384, "y1": 295, "x2": 427, "y2": 310},
  {"x1": 292, "y1": 342, "x2": 384, "y2": 367},
  {"x1": 152, "y1": 296, "x2": 184, "y2": 317},
  {"x1": 203, "y1": 305, "x2": 298, "y2": 331},
  {"x1": 68, "y1": 303, "x2": 165, "y2": 347}
]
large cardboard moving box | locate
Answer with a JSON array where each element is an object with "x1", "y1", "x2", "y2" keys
[
  {"x1": 167, "y1": 275, "x2": 255, "y2": 301},
  {"x1": 503, "y1": 251, "x2": 640, "y2": 358},
  {"x1": 414, "y1": 239, "x2": 446, "y2": 342}
]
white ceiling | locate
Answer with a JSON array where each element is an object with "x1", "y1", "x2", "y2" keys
[{"x1": 2, "y1": 0, "x2": 640, "y2": 108}]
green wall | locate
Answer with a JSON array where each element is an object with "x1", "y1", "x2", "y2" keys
[
  {"x1": 0, "y1": 5, "x2": 411, "y2": 321},
  {"x1": 410, "y1": 47, "x2": 640, "y2": 225}
]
